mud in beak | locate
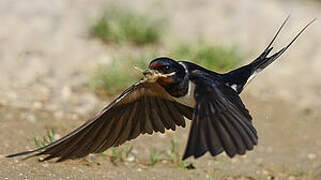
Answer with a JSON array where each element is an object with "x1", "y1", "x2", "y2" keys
[
  {"x1": 143, "y1": 69, "x2": 153, "y2": 76},
  {"x1": 134, "y1": 66, "x2": 176, "y2": 83}
]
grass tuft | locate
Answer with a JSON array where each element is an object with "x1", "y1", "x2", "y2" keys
[
  {"x1": 90, "y1": 8, "x2": 165, "y2": 45},
  {"x1": 166, "y1": 139, "x2": 195, "y2": 169},
  {"x1": 88, "y1": 53, "x2": 155, "y2": 96},
  {"x1": 100, "y1": 146, "x2": 134, "y2": 165},
  {"x1": 150, "y1": 148, "x2": 159, "y2": 166},
  {"x1": 33, "y1": 129, "x2": 56, "y2": 148},
  {"x1": 171, "y1": 42, "x2": 242, "y2": 72}
]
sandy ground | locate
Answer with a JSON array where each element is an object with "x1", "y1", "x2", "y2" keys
[{"x1": 0, "y1": 0, "x2": 320, "y2": 179}]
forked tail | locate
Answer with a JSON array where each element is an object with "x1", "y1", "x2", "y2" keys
[{"x1": 223, "y1": 16, "x2": 316, "y2": 94}]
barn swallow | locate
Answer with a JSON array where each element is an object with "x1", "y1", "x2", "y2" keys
[{"x1": 7, "y1": 17, "x2": 314, "y2": 162}]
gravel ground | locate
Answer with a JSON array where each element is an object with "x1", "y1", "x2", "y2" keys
[{"x1": 0, "y1": 0, "x2": 320, "y2": 179}]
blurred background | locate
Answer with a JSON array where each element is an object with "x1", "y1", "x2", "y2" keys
[{"x1": 0, "y1": 0, "x2": 320, "y2": 179}]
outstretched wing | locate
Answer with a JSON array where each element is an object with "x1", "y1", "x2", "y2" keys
[
  {"x1": 183, "y1": 73, "x2": 257, "y2": 160},
  {"x1": 7, "y1": 81, "x2": 193, "y2": 162}
]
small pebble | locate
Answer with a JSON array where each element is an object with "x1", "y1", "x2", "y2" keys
[
  {"x1": 262, "y1": 169, "x2": 269, "y2": 175},
  {"x1": 71, "y1": 113, "x2": 79, "y2": 120},
  {"x1": 158, "y1": 133, "x2": 167, "y2": 138},
  {"x1": 131, "y1": 149, "x2": 138, "y2": 156},
  {"x1": 26, "y1": 114, "x2": 37, "y2": 123},
  {"x1": 0, "y1": 99, "x2": 8, "y2": 106},
  {"x1": 255, "y1": 158, "x2": 263, "y2": 164},
  {"x1": 266, "y1": 147, "x2": 273, "y2": 153},
  {"x1": 241, "y1": 155, "x2": 247, "y2": 159},
  {"x1": 231, "y1": 158, "x2": 238, "y2": 163},
  {"x1": 307, "y1": 153, "x2": 317, "y2": 160},
  {"x1": 126, "y1": 155, "x2": 135, "y2": 162},
  {"x1": 207, "y1": 161, "x2": 212, "y2": 166},
  {"x1": 161, "y1": 160, "x2": 168, "y2": 164},
  {"x1": 62, "y1": 86, "x2": 72, "y2": 100},
  {"x1": 54, "y1": 111, "x2": 64, "y2": 119},
  {"x1": 288, "y1": 176, "x2": 296, "y2": 180},
  {"x1": 267, "y1": 175, "x2": 275, "y2": 180},
  {"x1": 32, "y1": 101, "x2": 43, "y2": 109},
  {"x1": 54, "y1": 134, "x2": 61, "y2": 140}
]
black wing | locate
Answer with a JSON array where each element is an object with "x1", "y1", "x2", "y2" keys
[
  {"x1": 7, "y1": 81, "x2": 193, "y2": 162},
  {"x1": 183, "y1": 73, "x2": 257, "y2": 160}
]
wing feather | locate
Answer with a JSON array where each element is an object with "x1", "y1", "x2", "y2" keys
[
  {"x1": 149, "y1": 97, "x2": 166, "y2": 133},
  {"x1": 194, "y1": 106, "x2": 208, "y2": 158},
  {"x1": 155, "y1": 98, "x2": 176, "y2": 130},
  {"x1": 164, "y1": 100, "x2": 186, "y2": 128},
  {"x1": 183, "y1": 75, "x2": 257, "y2": 160},
  {"x1": 208, "y1": 103, "x2": 238, "y2": 157},
  {"x1": 202, "y1": 103, "x2": 223, "y2": 156},
  {"x1": 114, "y1": 102, "x2": 138, "y2": 146},
  {"x1": 142, "y1": 95, "x2": 155, "y2": 134},
  {"x1": 128, "y1": 100, "x2": 144, "y2": 140},
  {"x1": 219, "y1": 113, "x2": 246, "y2": 155},
  {"x1": 183, "y1": 105, "x2": 199, "y2": 159},
  {"x1": 7, "y1": 81, "x2": 193, "y2": 161}
]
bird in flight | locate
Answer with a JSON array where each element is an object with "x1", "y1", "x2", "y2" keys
[{"x1": 7, "y1": 17, "x2": 314, "y2": 162}]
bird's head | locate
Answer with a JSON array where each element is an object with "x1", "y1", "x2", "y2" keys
[{"x1": 148, "y1": 57, "x2": 186, "y2": 86}]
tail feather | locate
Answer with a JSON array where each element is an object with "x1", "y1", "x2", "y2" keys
[
  {"x1": 252, "y1": 17, "x2": 316, "y2": 72},
  {"x1": 6, "y1": 149, "x2": 40, "y2": 159},
  {"x1": 223, "y1": 16, "x2": 315, "y2": 94},
  {"x1": 250, "y1": 15, "x2": 290, "y2": 69}
]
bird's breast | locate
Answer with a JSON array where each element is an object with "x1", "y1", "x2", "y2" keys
[{"x1": 173, "y1": 81, "x2": 196, "y2": 108}]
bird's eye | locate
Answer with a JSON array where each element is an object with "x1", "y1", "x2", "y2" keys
[{"x1": 158, "y1": 65, "x2": 171, "y2": 72}]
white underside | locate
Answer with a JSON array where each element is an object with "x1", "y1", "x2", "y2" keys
[
  {"x1": 173, "y1": 81, "x2": 196, "y2": 108},
  {"x1": 244, "y1": 70, "x2": 260, "y2": 88}
]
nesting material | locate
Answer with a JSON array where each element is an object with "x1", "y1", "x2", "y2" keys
[{"x1": 134, "y1": 66, "x2": 176, "y2": 83}]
